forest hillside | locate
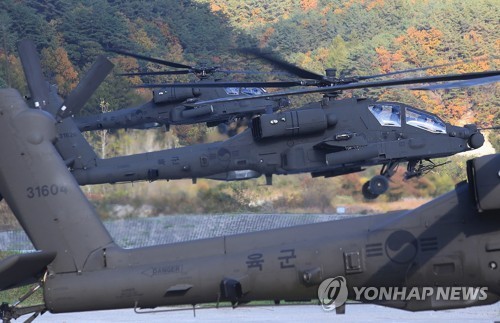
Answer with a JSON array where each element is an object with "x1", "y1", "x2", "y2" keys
[{"x1": 0, "y1": 0, "x2": 498, "y2": 227}]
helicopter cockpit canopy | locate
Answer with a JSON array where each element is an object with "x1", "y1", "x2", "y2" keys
[
  {"x1": 369, "y1": 104, "x2": 402, "y2": 127},
  {"x1": 224, "y1": 87, "x2": 267, "y2": 96},
  {"x1": 369, "y1": 104, "x2": 447, "y2": 134},
  {"x1": 406, "y1": 107, "x2": 447, "y2": 134}
]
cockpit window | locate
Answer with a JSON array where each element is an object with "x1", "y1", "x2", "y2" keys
[
  {"x1": 406, "y1": 108, "x2": 447, "y2": 134},
  {"x1": 224, "y1": 87, "x2": 240, "y2": 95},
  {"x1": 368, "y1": 104, "x2": 401, "y2": 127},
  {"x1": 241, "y1": 87, "x2": 266, "y2": 95},
  {"x1": 224, "y1": 87, "x2": 267, "y2": 96}
]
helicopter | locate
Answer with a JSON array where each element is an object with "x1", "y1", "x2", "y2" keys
[
  {"x1": 0, "y1": 85, "x2": 500, "y2": 322},
  {"x1": 73, "y1": 48, "x2": 290, "y2": 132},
  {"x1": 68, "y1": 95, "x2": 487, "y2": 199}
]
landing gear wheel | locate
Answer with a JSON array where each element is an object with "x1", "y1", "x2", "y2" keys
[
  {"x1": 0, "y1": 193, "x2": 2, "y2": 202},
  {"x1": 368, "y1": 175, "x2": 389, "y2": 195},
  {"x1": 362, "y1": 181, "x2": 379, "y2": 200}
]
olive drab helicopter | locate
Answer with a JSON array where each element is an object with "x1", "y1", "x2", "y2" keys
[
  {"x1": 1, "y1": 84, "x2": 500, "y2": 322},
  {"x1": 68, "y1": 96, "x2": 488, "y2": 199},
  {"x1": 73, "y1": 48, "x2": 290, "y2": 132},
  {"x1": 67, "y1": 50, "x2": 498, "y2": 199}
]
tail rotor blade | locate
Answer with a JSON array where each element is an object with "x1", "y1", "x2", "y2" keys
[
  {"x1": 57, "y1": 55, "x2": 114, "y2": 119},
  {"x1": 17, "y1": 39, "x2": 50, "y2": 110}
]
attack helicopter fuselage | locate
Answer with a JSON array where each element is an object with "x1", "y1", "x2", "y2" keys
[
  {"x1": 69, "y1": 96, "x2": 482, "y2": 198},
  {"x1": 43, "y1": 179, "x2": 500, "y2": 313},
  {"x1": 74, "y1": 79, "x2": 288, "y2": 131}
]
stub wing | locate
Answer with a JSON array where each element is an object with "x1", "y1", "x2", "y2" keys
[{"x1": 0, "y1": 251, "x2": 56, "y2": 291}]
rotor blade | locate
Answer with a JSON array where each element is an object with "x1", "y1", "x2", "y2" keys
[
  {"x1": 17, "y1": 39, "x2": 51, "y2": 110},
  {"x1": 411, "y1": 75, "x2": 500, "y2": 90},
  {"x1": 186, "y1": 70, "x2": 500, "y2": 106},
  {"x1": 57, "y1": 55, "x2": 114, "y2": 119},
  {"x1": 478, "y1": 126, "x2": 500, "y2": 131},
  {"x1": 118, "y1": 70, "x2": 191, "y2": 76},
  {"x1": 119, "y1": 70, "x2": 291, "y2": 77},
  {"x1": 107, "y1": 48, "x2": 192, "y2": 69},
  {"x1": 356, "y1": 60, "x2": 485, "y2": 81},
  {"x1": 133, "y1": 81, "x2": 306, "y2": 89},
  {"x1": 240, "y1": 48, "x2": 325, "y2": 81},
  {"x1": 217, "y1": 70, "x2": 292, "y2": 76}
]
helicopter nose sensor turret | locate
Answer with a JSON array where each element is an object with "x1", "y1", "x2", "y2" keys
[
  {"x1": 469, "y1": 132, "x2": 485, "y2": 149},
  {"x1": 463, "y1": 124, "x2": 485, "y2": 149},
  {"x1": 447, "y1": 124, "x2": 485, "y2": 150}
]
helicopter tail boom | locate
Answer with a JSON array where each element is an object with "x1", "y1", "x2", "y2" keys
[{"x1": 0, "y1": 89, "x2": 115, "y2": 274}]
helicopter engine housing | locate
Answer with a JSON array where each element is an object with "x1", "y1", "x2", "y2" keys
[
  {"x1": 153, "y1": 87, "x2": 201, "y2": 104},
  {"x1": 252, "y1": 109, "x2": 336, "y2": 141}
]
